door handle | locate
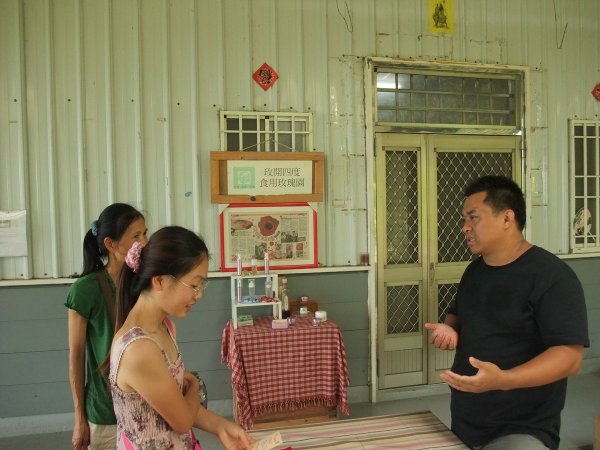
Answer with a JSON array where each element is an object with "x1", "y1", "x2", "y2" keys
[{"x1": 429, "y1": 262, "x2": 435, "y2": 285}]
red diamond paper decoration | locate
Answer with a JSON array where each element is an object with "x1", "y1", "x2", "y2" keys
[
  {"x1": 593, "y1": 83, "x2": 600, "y2": 102},
  {"x1": 253, "y1": 63, "x2": 279, "y2": 91}
]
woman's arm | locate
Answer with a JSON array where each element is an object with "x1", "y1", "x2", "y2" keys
[
  {"x1": 67, "y1": 309, "x2": 90, "y2": 450},
  {"x1": 116, "y1": 338, "x2": 200, "y2": 434},
  {"x1": 192, "y1": 407, "x2": 253, "y2": 449}
]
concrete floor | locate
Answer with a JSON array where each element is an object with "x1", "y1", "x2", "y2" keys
[{"x1": 1, "y1": 371, "x2": 598, "y2": 449}]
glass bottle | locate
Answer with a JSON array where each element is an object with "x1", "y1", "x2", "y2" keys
[
  {"x1": 236, "y1": 277, "x2": 243, "y2": 303},
  {"x1": 265, "y1": 276, "x2": 273, "y2": 297},
  {"x1": 248, "y1": 279, "x2": 255, "y2": 298},
  {"x1": 280, "y1": 277, "x2": 290, "y2": 318}
]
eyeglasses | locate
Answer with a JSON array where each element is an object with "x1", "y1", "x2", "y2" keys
[{"x1": 170, "y1": 275, "x2": 209, "y2": 295}]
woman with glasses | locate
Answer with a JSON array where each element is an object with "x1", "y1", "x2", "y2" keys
[{"x1": 109, "y1": 226, "x2": 252, "y2": 450}]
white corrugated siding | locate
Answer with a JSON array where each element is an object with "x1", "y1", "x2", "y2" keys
[{"x1": 1, "y1": 0, "x2": 599, "y2": 280}]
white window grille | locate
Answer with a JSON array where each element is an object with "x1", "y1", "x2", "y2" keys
[
  {"x1": 570, "y1": 120, "x2": 600, "y2": 253},
  {"x1": 219, "y1": 111, "x2": 313, "y2": 152}
]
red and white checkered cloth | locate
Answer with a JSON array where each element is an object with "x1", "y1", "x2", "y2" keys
[{"x1": 221, "y1": 315, "x2": 350, "y2": 430}]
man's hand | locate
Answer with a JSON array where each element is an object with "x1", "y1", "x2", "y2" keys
[
  {"x1": 440, "y1": 356, "x2": 504, "y2": 393},
  {"x1": 424, "y1": 322, "x2": 458, "y2": 350}
]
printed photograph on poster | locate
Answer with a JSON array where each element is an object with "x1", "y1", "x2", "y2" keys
[{"x1": 220, "y1": 203, "x2": 317, "y2": 271}]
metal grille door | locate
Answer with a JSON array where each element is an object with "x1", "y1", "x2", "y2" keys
[{"x1": 376, "y1": 134, "x2": 520, "y2": 389}]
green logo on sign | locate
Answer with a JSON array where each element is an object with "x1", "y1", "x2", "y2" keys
[{"x1": 233, "y1": 167, "x2": 255, "y2": 189}]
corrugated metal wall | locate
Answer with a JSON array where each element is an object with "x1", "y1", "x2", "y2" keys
[{"x1": 1, "y1": 0, "x2": 599, "y2": 280}]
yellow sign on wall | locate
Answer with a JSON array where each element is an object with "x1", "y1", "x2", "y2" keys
[{"x1": 428, "y1": 0, "x2": 454, "y2": 34}]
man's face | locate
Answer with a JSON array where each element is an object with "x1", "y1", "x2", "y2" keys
[{"x1": 461, "y1": 191, "x2": 507, "y2": 257}]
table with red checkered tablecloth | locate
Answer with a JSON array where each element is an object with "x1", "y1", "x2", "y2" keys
[{"x1": 221, "y1": 315, "x2": 350, "y2": 430}]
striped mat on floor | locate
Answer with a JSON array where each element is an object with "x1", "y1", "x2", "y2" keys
[{"x1": 249, "y1": 410, "x2": 468, "y2": 449}]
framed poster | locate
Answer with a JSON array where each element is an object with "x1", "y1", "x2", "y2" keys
[{"x1": 220, "y1": 203, "x2": 317, "y2": 271}]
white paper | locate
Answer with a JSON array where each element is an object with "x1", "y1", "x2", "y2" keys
[
  {"x1": 252, "y1": 431, "x2": 283, "y2": 450},
  {"x1": 0, "y1": 210, "x2": 28, "y2": 257}
]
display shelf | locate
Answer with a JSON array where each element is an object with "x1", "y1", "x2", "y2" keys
[{"x1": 230, "y1": 273, "x2": 281, "y2": 328}]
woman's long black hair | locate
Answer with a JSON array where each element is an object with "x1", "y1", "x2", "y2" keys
[{"x1": 116, "y1": 226, "x2": 209, "y2": 331}]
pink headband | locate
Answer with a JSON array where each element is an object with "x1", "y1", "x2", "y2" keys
[{"x1": 125, "y1": 241, "x2": 144, "y2": 273}]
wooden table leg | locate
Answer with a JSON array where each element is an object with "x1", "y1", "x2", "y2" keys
[{"x1": 595, "y1": 416, "x2": 600, "y2": 450}]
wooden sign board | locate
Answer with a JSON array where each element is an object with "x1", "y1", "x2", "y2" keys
[{"x1": 210, "y1": 151, "x2": 324, "y2": 203}]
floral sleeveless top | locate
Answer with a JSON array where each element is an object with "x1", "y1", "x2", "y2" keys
[{"x1": 109, "y1": 322, "x2": 200, "y2": 450}]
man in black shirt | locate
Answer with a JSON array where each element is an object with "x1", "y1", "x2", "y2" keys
[{"x1": 425, "y1": 175, "x2": 589, "y2": 450}]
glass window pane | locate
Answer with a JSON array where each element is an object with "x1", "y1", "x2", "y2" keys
[
  {"x1": 412, "y1": 74, "x2": 425, "y2": 89},
  {"x1": 242, "y1": 118, "x2": 257, "y2": 131},
  {"x1": 413, "y1": 93, "x2": 426, "y2": 106},
  {"x1": 464, "y1": 112, "x2": 477, "y2": 124},
  {"x1": 440, "y1": 111, "x2": 462, "y2": 124},
  {"x1": 378, "y1": 109, "x2": 396, "y2": 122},
  {"x1": 426, "y1": 76, "x2": 439, "y2": 90},
  {"x1": 464, "y1": 78, "x2": 477, "y2": 93},
  {"x1": 491, "y1": 79, "x2": 508, "y2": 93},
  {"x1": 587, "y1": 178, "x2": 597, "y2": 196},
  {"x1": 242, "y1": 134, "x2": 257, "y2": 151},
  {"x1": 491, "y1": 113, "x2": 508, "y2": 126},
  {"x1": 226, "y1": 133, "x2": 240, "y2": 150},
  {"x1": 378, "y1": 92, "x2": 396, "y2": 107},
  {"x1": 464, "y1": 95, "x2": 477, "y2": 108},
  {"x1": 413, "y1": 110, "x2": 426, "y2": 123},
  {"x1": 398, "y1": 110, "x2": 413, "y2": 122},
  {"x1": 276, "y1": 120, "x2": 291, "y2": 131},
  {"x1": 575, "y1": 177, "x2": 584, "y2": 196},
  {"x1": 375, "y1": 70, "x2": 520, "y2": 128},
  {"x1": 439, "y1": 76, "x2": 462, "y2": 92},
  {"x1": 397, "y1": 74, "x2": 410, "y2": 89},
  {"x1": 294, "y1": 120, "x2": 306, "y2": 132},
  {"x1": 478, "y1": 113, "x2": 492, "y2": 125},
  {"x1": 397, "y1": 92, "x2": 411, "y2": 106},
  {"x1": 478, "y1": 96, "x2": 491, "y2": 110},
  {"x1": 440, "y1": 93, "x2": 461, "y2": 108},
  {"x1": 226, "y1": 118, "x2": 239, "y2": 130},
  {"x1": 428, "y1": 94, "x2": 440, "y2": 107},
  {"x1": 427, "y1": 111, "x2": 440, "y2": 122},
  {"x1": 377, "y1": 72, "x2": 396, "y2": 89},
  {"x1": 277, "y1": 133, "x2": 293, "y2": 151},
  {"x1": 587, "y1": 139, "x2": 597, "y2": 175},
  {"x1": 477, "y1": 79, "x2": 491, "y2": 93},
  {"x1": 574, "y1": 139, "x2": 584, "y2": 175},
  {"x1": 491, "y1": 96, "x2": 509, "y2": 110}
]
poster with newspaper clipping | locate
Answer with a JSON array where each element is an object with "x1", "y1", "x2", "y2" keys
[{"x1": 220, "y1": 203, "x2": 317, "y2": 271}]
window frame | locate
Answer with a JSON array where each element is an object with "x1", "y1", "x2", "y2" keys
[
  {"x1": 219, "y1": 111, "x2": 313, "y2": 152},
  {"x1": 569, "y1": 119, "x2": 600, "y2": 253}
]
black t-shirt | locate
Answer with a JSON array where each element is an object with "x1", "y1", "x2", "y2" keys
[{"x1": 448, "y1": 246, "x2": 589, "y2": 450}]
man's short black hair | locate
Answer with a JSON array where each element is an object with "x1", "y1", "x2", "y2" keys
[{"x1": 464, "y1": 175, "x2": 526, "y2": 231}]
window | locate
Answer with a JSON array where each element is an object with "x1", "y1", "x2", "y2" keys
[
  {"x1": 570, "y1": 120, "x2": 600, "y2": 253},
  {"x1": 375, "y1": 68, "x2": 522, "y2": 132},
  {"x1": 220, "y1": 111, "x2": 313, "y2": 152}
]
